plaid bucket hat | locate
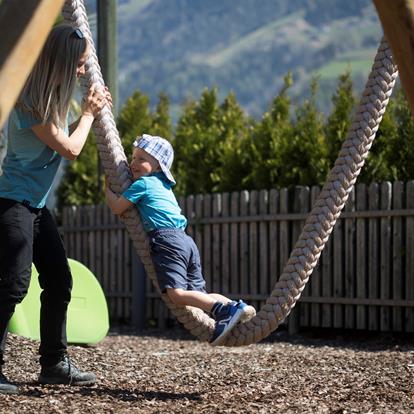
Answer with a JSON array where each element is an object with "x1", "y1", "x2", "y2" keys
[{"x1": 133, "y1": 134, "x2": 175, "y2": 184}]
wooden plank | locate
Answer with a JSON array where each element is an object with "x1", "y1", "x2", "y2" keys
[
  {"x1": 356, "y1": 183, "x2": 367, "y2": 330},
  {"x1": 0, "y1": 0, "x2": 65, "y2": 129},
  {"x1": 294, "y1": 296, "x2": 414, "y2": 307},
  {"x1": 63, "y1": 209, "x2": 414, "y2": 230},
  {"x1": 249, "y1": 190, "x2": 258, "y2": 308},
  {"x1": 321, "y1": 224, "x2": 333, "y2": 328},
  {"x1": 212, "y1": 193, "x2": 221, "y2": 293},
  {"x1": 310, "y1": 186, "x2": 321, "y2": 327},
  {"x1": 203, "y1": 194, "x2": 212, "y2": 291},
  {"x1": 344, "y1": 188, "x2": 356, "y2": 329},
  {"x1": 102, "y1": 205, "x2": 110, "y2": 303},
  {"x1": 320, "y1": 183, "x2": 334, "y2": 328},
  {"x1": 406, "y1": 181, "x2": 414, "y2": 331},
  {"x1": 230, "y1": 192, "x2": 239, "y2": 293},
  {"x1": 109, "y1": 206, "x2": 118, "y2": 320},
  {"x1": 116, "y1": 214, "x2": 123, "y2": 320},
  {"x1": 290, "y1": 186, "x2": 309, "y2": 333},
  {"x1": 75, "y1": 206, "x2": 82, "y2": 261},
  {"x1": 66, "y1": 206, "x2": 75, "y2": 257},
  {"x1": 95, "y1": 205, "x2": 103, "y2": 295},
  {"x1": 279, "y1": 188, "x2": 290, "y2": 327},
  {"x1": 333, "y1": 197, "x2": 344, "y2": 328},
  {"x1": 185, "y1": 195, "x2": 194, "y2": 238},
  {"x1": 124, "y1": 226, "x2": 131, "y2": 320},
  {"x1": 279, "y1": 189, "x2": 290, "y2": 275},
  {"x1": 175, "y1": 292, "x2": 413, "y2": 307},
  {"x1": 368, "y1": 183, "x2": 380, "y2": 330},
  {"x1": 268, "y1": 189, "x2": 279, "y2": 290},
  {"x1": 88, "y1": 206, "x2": 96, "y2": 277},
  {"x1": 221, "y1": 193, "x2": 230, "y2": 295},
  {"x1": 194, "y1": 194, "x2": 203, "y2": 288},
  {"x1": 239, "y1": 191, "x2": 249, "y2": 295},
  {"x1": 145, "y1": 233, "x2": 155, "y2": 324},
  {"x1": 62, "y1": 207, "x2": 70, "y2": 255},
  {"x1": 109, "y1": 205, "x2": 117, "y2": 319},
  {"x1": 80, "y1": 206, "x2": 86, "y2": 265},
  {"x1": 373, "y1": 0, "x2": 414, "y2": 117},
  {"x1": 392, "y1": 181, "x2": 404, "y2": 331},
  {"x1": 380, "y1": 182, "x2": 392, "y2": 331},
  {"x1": 259, "y1": 190, "x2": 269, "y2": 309}
]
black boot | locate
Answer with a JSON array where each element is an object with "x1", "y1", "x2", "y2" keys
[
  {"x1": 0, "y1": 366, "x2": 18, "y2": 394},
  {"x1": 38, "y1": 355, "x2": 96, "y2": 386}
]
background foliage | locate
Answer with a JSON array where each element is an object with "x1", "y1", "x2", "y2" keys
[{"x1": 57, "y1": 71, "x2": 414, "y2": 207}]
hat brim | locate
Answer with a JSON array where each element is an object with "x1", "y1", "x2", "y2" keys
[{"x1": 160, "y1": 164, "x2": 176, "y2": 185}]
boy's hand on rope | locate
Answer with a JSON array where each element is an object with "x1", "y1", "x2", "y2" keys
[{"x1": 104, "y1": 176, "x2": 133, "y2": 217}]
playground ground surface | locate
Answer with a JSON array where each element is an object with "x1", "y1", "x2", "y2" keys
[{"x1": 1, "y1": 328, "x2": 413, "y2": 413}]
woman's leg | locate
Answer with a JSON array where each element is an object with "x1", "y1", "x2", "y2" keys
[
  {"x1": 34, "y1": 209, "x2": 96, "y2": 385},
  {"x1": 0, "y1": 199, "x2": 35, "y2": 365},
  {"x1": 32, "y1": 207, "x2": 72, "y2": 367}
]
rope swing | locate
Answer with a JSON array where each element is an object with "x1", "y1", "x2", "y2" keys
[{"x1": 62, "y1": 0, "x2": 398, "y2": 346}]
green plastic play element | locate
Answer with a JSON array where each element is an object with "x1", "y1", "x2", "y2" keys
[{"x1": 8, "y1": 259, "x2": 109, "y2": 344}]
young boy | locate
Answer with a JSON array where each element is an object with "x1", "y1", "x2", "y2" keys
[{"x1": 105, "y1": 134, "x2": 255, "y2": 345}]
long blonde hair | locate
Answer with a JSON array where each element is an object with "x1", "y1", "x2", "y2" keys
[{"x1": 18, "y1": 24, "x2": 87, "y2": 127}]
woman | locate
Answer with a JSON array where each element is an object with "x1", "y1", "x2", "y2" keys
[{"x1": 0, "y1": 24, "x2": 111, "y2": 394}]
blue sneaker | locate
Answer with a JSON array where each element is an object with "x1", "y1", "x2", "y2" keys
[
  {"x1": 235, "y1": 300, "x2": 255, "y2": 321},
  {"x1": 210, "y1": 302, "x2": 244, "y2": 346}
]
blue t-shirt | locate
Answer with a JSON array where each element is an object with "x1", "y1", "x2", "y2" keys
[
  {"x1": 122, "y1": 172, "x2": 187, "y2": 232},
  {"x1": 0, "y1": 108, "x2": 65, "y2": 208}
]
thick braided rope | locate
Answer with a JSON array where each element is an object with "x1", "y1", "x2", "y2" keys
[
  {"x1": 219, "y1": 38, "x2": 398, "y2": 346},
  {"x1": 62, "y1": 0, "x2": 214, "y2": 342},
  {"x1": 63, "y1": 0, "x2": 397, "y2": 346}
]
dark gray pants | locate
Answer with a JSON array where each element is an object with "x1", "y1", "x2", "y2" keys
[{"x1": 0, "y1": 198, "x2": 72, "y2": 366}]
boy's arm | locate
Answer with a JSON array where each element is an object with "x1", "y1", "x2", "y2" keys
[{"x1": 105, "y1": 185, "x2": 133, "y2": 215}]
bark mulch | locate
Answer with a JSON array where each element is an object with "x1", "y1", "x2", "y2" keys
[{"x1": 1, "y1": 329, "x2": 413, "y2": 413}]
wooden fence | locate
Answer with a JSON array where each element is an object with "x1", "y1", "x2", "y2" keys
[{"x1": 61, "y1": 181, "x2": 414, "y2": 333}]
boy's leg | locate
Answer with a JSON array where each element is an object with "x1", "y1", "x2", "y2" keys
[
  {"x1": 208, "y1": 293, "x2": 232, "y2": 304},
  {"x1": 166, "y1": 288, "x2": 217, "y2": 312}
]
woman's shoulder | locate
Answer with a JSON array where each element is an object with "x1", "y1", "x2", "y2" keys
[{"x1": 11, "y1": 106, "x2": 41, "y2": 130}]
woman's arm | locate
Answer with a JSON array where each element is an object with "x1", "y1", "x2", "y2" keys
[
  {"x1": 105, "y1": 184, "x2": 133, "y2": 215},
  {"x1": 33, "y1": 114, "x2": 94, "y2": 161},
  {"x1": 31, "y1": 85, "x2": 111, "y2": 161},
  {"x1": 67, "y1": 86, "x2": 112, "y2": 136},
  {"x1": 68, "y1": 117, "x2": 81, "y2": 135}
]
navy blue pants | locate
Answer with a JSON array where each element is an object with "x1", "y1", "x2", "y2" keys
[
  {"x1": 0, "y1": 198, "x2": 72, "y2": 366},
  {"x1": 148, "y1": 228, "x2": 206, "y2": 293}
]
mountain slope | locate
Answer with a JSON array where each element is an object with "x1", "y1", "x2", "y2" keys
[{"x1": 89, "y1": 0, "x2": 383, "y2": 118}]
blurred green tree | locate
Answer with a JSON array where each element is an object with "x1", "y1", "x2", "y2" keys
[{"x1": 325, "y1": 71, "x2": 356, "y2": 169}]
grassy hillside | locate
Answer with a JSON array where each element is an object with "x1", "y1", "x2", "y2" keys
[{"x1": 88, "y1": 0, "x2": 383, "y2": 119}]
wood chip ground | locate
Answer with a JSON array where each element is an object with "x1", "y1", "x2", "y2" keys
[{"x1": 1, "y1": 329, "x2": 413, "y2": 413}]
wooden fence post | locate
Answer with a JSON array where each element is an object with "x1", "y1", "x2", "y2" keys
[
  {"x1": 380, "y1": 182, "x2": 392, "y2": 331},
  {"x1": 368, "y1": 183, "x2": 380, "y2": 330},
  {"x1": 392, "y1": 181, "x2": 404, "y2": 331},
  {"x1": 289, "y1": 186, "x2": 309, "y2": 334},
  {"x1": 131, "y1": 246, "x2": 146, "y2": 331},
  {"x1": 356, "y1": 183, "x2": 367, "y2": 330},
  {"x1": 406, "y1": 181, "x2": 414, "y2": 331}
]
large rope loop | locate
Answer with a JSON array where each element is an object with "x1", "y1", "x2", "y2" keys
[{"x1": 63, "y1": 0, "x2": 398, "y2": 346}]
